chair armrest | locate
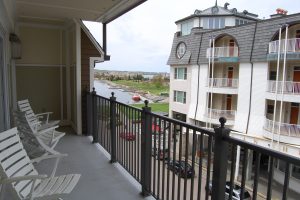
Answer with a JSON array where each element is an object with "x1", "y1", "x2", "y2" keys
[
  {"x1": 1, "y1": 174, "x2": 47, "y2": 184},
  {"x1": 35, "y1": 112, "x2": 53, "y2": 117},
  {"x1": 30, "y1": 153, "x2": 68, "y2": 164},
  {"x1": 36, "y1": 125, "x2": 59, "y2": 135},
  {"x1": 36, "y1": 112, "x2": 53, "y2": 123}
]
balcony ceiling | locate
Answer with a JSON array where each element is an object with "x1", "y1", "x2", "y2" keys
[{"x1": 16, "y1": 0, "x2": 145, "y2": 23}]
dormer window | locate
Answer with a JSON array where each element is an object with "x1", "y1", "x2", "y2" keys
[
  {"x1": 181, "y1": 20, "x2": 194, "y2": 36},
  {"x1": 203, "y1": 17, "x2": 225, "y2": 29}
]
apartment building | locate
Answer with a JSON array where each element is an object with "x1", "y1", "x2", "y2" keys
[{"x1": 168, "y1": 3, "x2": 300, "y2": 190}]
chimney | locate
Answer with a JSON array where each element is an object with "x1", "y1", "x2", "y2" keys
[{"x1": 270, "y1": 8, "x2": 288, "y2": 18}]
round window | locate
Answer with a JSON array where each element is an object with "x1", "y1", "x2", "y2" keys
[{"x1": 176, "y1": 42, "x2": 186, "y2": 59}]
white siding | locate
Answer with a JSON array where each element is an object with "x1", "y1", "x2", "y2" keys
[
  {"x1": 234, "y1": 63, "x2": 252, "y2": 132},
  {"x1": 247, "y1": 62, "x2": 269, "y2": 136}
]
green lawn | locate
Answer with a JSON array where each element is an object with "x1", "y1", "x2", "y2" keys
[
  {"x1": 112, "y1": 80, "x2": 168, "y2": 95},
  {"x1": 130, "y1": 103, "x2": 169, "y2": 113}
]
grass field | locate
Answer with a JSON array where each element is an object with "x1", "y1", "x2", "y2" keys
[
  {"x1": 112, "y1": 80, "x2": 168, "y2": 95},
  {"x1": 130, "y1": 103, "x2": 169, "y2": 113}
]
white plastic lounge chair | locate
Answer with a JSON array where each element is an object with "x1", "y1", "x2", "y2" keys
[
  {"x1": 0, "y1": 128, "x2": 80, "y2": 200},
  {"x1": 14, "y1": 110, "x2": 65, "y2": 159},
  {"x1": 17, "y1": 99, "x2": 60, "y2": 131}
]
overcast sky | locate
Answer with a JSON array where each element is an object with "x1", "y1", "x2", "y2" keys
[{"x1": 84, "y1": 0, "x2": 299, "y2": 73}]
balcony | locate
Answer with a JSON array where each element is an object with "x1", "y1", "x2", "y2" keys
[
  {"x1": 206, "y1": 47, "x2": 239, "y2": 62},
  {"x1": 267, "y1": 80, "x2": 300, "y2": 95},
  {"x1": 2, "y1": 129, "x2": 153, "y2": 200},
  {"x1": 204, "y1": 108, "x2": 236, "y2": 120},
  {"x1": 268, "y1": 38, "x2": 300, "y2": 60},
  {"x1": 206, "y1": 78, "x2": 239, "y2": 94},
  {"x1": 263, "y1": 118, "x2": 300, "y2": 145}
]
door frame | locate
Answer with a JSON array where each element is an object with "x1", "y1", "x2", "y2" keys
[{"x1": 0, "y1": 24, "x2": 10, "y2": 130}]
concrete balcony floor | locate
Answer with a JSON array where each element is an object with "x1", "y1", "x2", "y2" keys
[{"x1": 2, "y1": 127, "x2": 154, "y2": 200}]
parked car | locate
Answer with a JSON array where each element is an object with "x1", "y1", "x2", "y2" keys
[
  {"x1": 167, "y1": 160, "x2": 194, "y2": 178},
  {"x1": 120, "y1": 132, "x2": 136, "y2": 141},
  {"x1": 207, "y1": 181, "x2": 251, "y2": 200},
  {"x1": 151, "y1": 148, "x2": 169, "y2": 160}
]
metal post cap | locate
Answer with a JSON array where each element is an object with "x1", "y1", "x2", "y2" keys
[
  {"x1": 144, "y1": 100, "x2": 149, "y2": 107},
  {"x1": 219, "y1": 117, "x2": 227, "y2": 127}
]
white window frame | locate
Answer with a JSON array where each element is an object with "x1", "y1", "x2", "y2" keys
[
  {"x1": 173, "y1": 90, "x2": 186, "y2": 104},
  {"x1": 174, "y1": 67, "x2": 187, "y2": 80}
]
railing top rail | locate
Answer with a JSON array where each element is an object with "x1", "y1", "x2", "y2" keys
[
  {"x1": 270, "y1": 38, "x2": 300, "y2": 43},
  {"x1": 95, "y1": 94, "x2": 110, "y2": 101},
  {"x1": 114, "y1": 100, "x2": 143, "y2": 112},
  {"x1": 148, "y1": 111, "x2": 216, "y2": 136},
  {"x1": 225, "y1": 136, "x2": 300, "y2": 166},
  {"x1": 265, "y1": 118, "x2": 300, "y2": 127}
]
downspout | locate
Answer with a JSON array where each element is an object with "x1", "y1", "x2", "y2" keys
[
  {"x1": 245, "y1": 22, "x2": 258, "y2": 133},
  {"x1": 102, "y1": 23, "x2": 110, "y2": 61},
  {"x1": 193, "y1": 33, "x2": 204, "y2": 126}
]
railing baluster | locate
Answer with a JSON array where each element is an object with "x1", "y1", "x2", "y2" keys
[
  {"x1": 205, "y1": 135, "x2": 212, "y2": 200},
  {"x1": 229, "y1": 145, "x2": 237, "y2": 200},
  {"x1": 240, "y1": 148, "x2": 249, "y2": 200},
  {"x1": 171, "y1": 123, "x2": 177, "y2": 200},
  {"x1": 197, "y1": 133, "x2": 204, "y2": 200},
  {"x1": 190, "y1": 130, "x2": 196, "y2": 200},
  {"x1": 282, "y1": 161, "x2": 290, "y2": 200},
  {"x1": 267, "y1": 157, "x2": 274, "y2": 200},
  {"x1": 252, "y1": 151, "x2": 261, "y2": 200},
  {"x1": 177, "y1": 125, "x2": 183, "y2": 200},
  {"x1": 183, "y1": 128, "x2": 189, "y2": 200}
]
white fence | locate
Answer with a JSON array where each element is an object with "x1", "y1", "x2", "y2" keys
[
  {"x1": 205, "y1": 108, "x2": 236, "y2": 120},
  {"x1": 206, "y1": 47, "x2": 239, "y2": 58},
  {"x1": 264, "y1": 118, "x2": 300, "y2": 137},
  {"x1": 207, "y1": 78, "x2": 239, "y2": 88},
  {"x1": 267, "y1": 80, "x2": 300, "y2": 95},
  {"x1": 269, "y1": 38, "x2": 300, "y2": 54}
]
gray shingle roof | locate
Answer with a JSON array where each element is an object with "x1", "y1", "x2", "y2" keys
[{"x1": 168, "y1": 13, "x2": 300, "y2": 66}]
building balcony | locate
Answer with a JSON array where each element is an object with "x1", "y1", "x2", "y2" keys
[
  {"x1": 263, "y1": 118, "x2": 300, "y2": 145},
  {"x1": 207, "y1": 78, "x2": 239, "y2": 88},
  {"x1": 266, "y1": 80, "x2": 300, "y2": 102},
  {"x1": 267, "y1": 80, "x2": 300, "y2": 95},
  {"x1": 268, "y1": 38, "x2": 300, "y2": 60},
  {"x1": 203, "y1": 108, "x2": 236, "y2": 126},
  {"x1": 206, "y1": 47, "x2": 239, "y2": 62}
]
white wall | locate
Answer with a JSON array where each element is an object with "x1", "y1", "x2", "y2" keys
[
  {"x1": 169, "y1": 65, "x2": 192, "y2": 119},
  {"x1": 187, "y1": 65, "x2": 199, "y2": 121},
  {"x1": 234, "y1": 63, "x2": 252, "y2": 132},
  {"x1": 195, "y1": 64, "x2": 209, "y2": 121},
  {"x1": 247, "y1": 62, "x2": 269, "y2": 136}
]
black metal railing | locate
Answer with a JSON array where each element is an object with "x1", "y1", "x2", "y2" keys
[{"x1": 87, "y1": 89, "x2": 300, "y2": 200}]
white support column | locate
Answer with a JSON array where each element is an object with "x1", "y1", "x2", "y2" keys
[
  {"x1": 75, "y1": 22, "x2": 82, "y2": 135},
  {"x1": 65, "y1": 30, "x2": 71, "y2": 123}
]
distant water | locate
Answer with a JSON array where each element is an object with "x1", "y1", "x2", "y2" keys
[{"x1": 94, "y1": 80, "x2": 145, "y2": 104}]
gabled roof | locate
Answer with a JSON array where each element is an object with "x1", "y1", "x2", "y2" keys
[
  {"x1": 77, "y1": 20, "x2": 105, "y2": 63},
  {"x1": 175, "y1": 4, "x2": 259, "y2": 24}
]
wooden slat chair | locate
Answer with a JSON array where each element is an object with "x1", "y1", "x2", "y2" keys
[
  {"x1": 18, "y1": 99, "x2": 60, "y2": 132},
  {"x1": 0, "y1": 128, "x2": 80, "y2": 200},
  {"x1": 14, "y1": 111, "x2": 65, "y2": 159}
]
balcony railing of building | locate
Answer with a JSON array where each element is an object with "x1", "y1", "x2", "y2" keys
[
  {"x1": 205, "y1": 108, "x2": 236, "y2": 120},
  {"x1": 86, "y1": 89, "x2": 300, "y2": 200},
  {"x1": 207, "y1": 78, "x2": 239, "y2": 88},
  {"x1": 206, "y1": 47, "x2": 239, "y2": 58},
  {"x1": 264, "y1": 118, "x2": 300, "y2": 137},
  {"x1": 269, "y1": 38, "x2": 300, "y2": 54},
  {"x1": 267, "y1": 80, "x2": 300, "y2": 95}
]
